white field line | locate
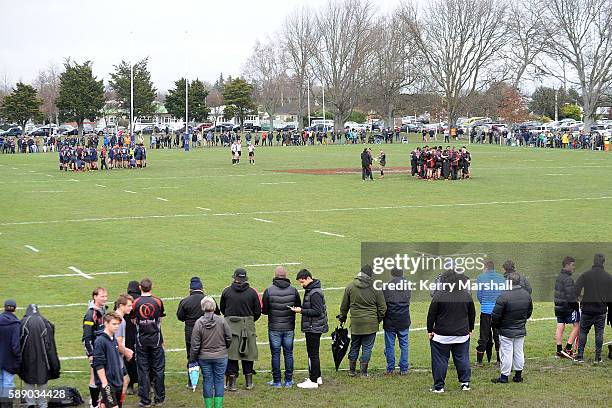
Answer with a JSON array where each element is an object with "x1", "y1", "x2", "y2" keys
[
  {"x1": 68, "y1": 266, "x2": 92, "y2": 279},
  {"x1": 124, "y1": 190, "x2": 137, "y2": 194},
  {"x1": 142, "y1": 186, "x2": 178, "y2": 190},
  {"x1": 26, "y1": 191, "x2": 65, "y2": 193},
  {"x1": 314, "y1": 230, "x2": 346, "y2": 238},
  {"x1": 260, "y1": 181, "x2": 297, "y2": 185},
  {"x1": 95, "y1": 184, "x2": 107, "y2": 188},
  {"x1": 546, "y1": 174, "x2": 572, "y2": 176},
  {"x1": 24, "y1": 245, "x2": 39, "y2": 253},
  {"x1": 245, "y1": 262, "x2": 302, "y2": 267},
  {"x1": 156, "y1": 197, "x2": 169, "y2": 202},
  {"x1": 69, "y1": 179, "x2": 79, "y2": 182},
  {"x1": 12, "y1": 167, "x2": 18, "y2": 170},
  {"x1": 46, "y1": 174, "x2": 54, "y2": 177},
  {"x1": 59, "y1": 317, "x2": 558, "y2": 361},
  {"x1": 29, "y1": 170, "x2": 36, "y2": 173},
  {"x1": 28, "y1": 287, "x2": 347, "y2": 309},
  {"x1": 252, "y1": 218, "x2": 273, "y2": 223},
  {"x1": 196, "y1": 207, "x2": 211, "y2": 211},
  {"x1": 3, "y1": 196, "x2": 612, "y2": 226},
  {"x1": 38, "y1": 271, "x2": 128, "y2": 279}
]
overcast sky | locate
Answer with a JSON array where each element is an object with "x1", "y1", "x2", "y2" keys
[{"x1": 1, "y1": 0, "x2": 404, "y2": 92}]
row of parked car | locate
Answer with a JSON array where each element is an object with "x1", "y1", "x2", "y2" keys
[{"x1": 0, "y1": 123, "x2": 114, "y2": 138}]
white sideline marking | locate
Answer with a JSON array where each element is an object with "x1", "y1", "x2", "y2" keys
[
  {"x1": 253, "y1": 218, "x2": 273, "y2": 223},
  {"x1": 95, "y1": 184, "x2": 107, "y2": 188},
  {"x1": 196, "y1": 207, "x2": 211, "y2": 211},
  {"x1": 546, "y1": 174, "x2": 572, "y2": 176},
  {"x1": 26, "y1": 191, "x2": 65, "y2": 193},
  {"x1": 315, "y1": 230, "x2": 345, "y2": 238},
  {"x1": 68, "y1": 266, "x2": 92, "y2": 279},
  {"x1": 29, "y1": 287, "x2": 346, "y2": 309},
  {"x1": 3, "y1": 196, "x2": 612, "y2": 227},
  {"x1": 24, "y1": 245, "x2": 39, "y2": 253},
  {"x1": 142, "y1": 186, "x2": 177, "y2": 190},
  {"x1": 29, "y1": 170, "x2": 36, "y2": 173},
  {"x1": 260, "y1": 181, "x2": 297, "y2": 185},
  {"x1": 38, "y1": 270, "x2": 127, "y2": 279},
  {"x1": 46, "y1": 174, "x2": 54, "y2": 177},
  {"x1": 245, "y1": 262, "x2": 302, "y2": 267},
  {"x1": 69, "y1": 179, "x2": 79, "y2": 182},
  {"x1": 58, "y1": 318, "x2": 558, "y2": 361},
  {"x1": 124, "y1": 190, "x2": 137, "y2": 194},
  {"x1": 156, "y1": 197, "x2": 169, "y2": 202},
  {"x1": 12, "y1": 167, "x2": 18, "y2": 170}
]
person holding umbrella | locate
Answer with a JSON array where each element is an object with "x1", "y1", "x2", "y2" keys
[{"x1": 290, "y1": 269, "x2": 328, "y2": 389}]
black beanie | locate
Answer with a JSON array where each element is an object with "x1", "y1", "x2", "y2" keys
[
  {"x1": 361, "y1": 264, "x2": 373, "y2": 277},
  {"x1": 190, "y1": 276, "x2": 203, "y2": 291}
]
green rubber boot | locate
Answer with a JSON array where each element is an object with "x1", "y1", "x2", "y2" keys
[
  {"x1": 214, "y1": 396, "x2": 224, "y2": 408},
  {"x1": 205, "y1": 397, "x2": 214, "y2": 408}
]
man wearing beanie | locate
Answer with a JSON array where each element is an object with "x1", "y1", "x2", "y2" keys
[
  {"x1": 0, "y1": 300, "x2": 21, "y2": 405},
  {"x1": 338, "y1": 265, "x2": 387, "y2": 377},
  {"x1": 574, "y1": 254, "x2": 612, "y2": 363},
  {"x1": 220, "y1": 269, "x2": 261, "y2": 391},
  {"x1": 177, "y1": 277, "x2": 214, "y2": 389}
]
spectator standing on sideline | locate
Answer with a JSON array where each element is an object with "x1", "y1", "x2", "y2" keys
[
  {"x1": 125, "y1": 281, "x2": 141, "y2": 394},
  {"x1": 190, "y1": 296, "x2": 232, "y2": 408},
  {"x1": 0, "y1": 300, "x2": 21, "y2": 404},
  {"x1": 291, "y1": 269, "x2": 328, "y2": 389},
  {"x1": 262, "y1": 266, "x2": 301, "y2": 388},
  {"x1": 502, "y1": 260, "x2": 532, "y2": 294},
  {"x1": 177, "y1": 277, "x2": 207, "y2": 388},
  {"x1": 475, "y1": 261, "x2": 505, "y2": 366},
  {"x1": 220, "y1": 269, "x2": 261, "y2": 391},
  {"x1": 82, "y1": 288, "x2": 108, "y2": 408},
  {"x1": 574, "y1": 254, "x2": 612, "y2": 363},
  {"x1": 382, "y1": 268, "x2": 411, "y2": 375},
  {"x1": 93, "y1": 313, "x2": 125, "y2": 408},
  {"x1": 427, "y1": 270, "x2": 475, "y2": 393},
  {"x1": 19, "y1": 304, "x2": 61, "y2": 408},
  {"x1": 339, "y1": 265, "x2": 387, "y2": 377},
  {"x1": 114, "y1": 294, "x2": 134, "y2": 401},
  {"x1": 132, "y1": 278, "x2": 166, "y2": 407},
  {"x1": 491, "y1": 272, "x2": 533, "y2": 384},
  {"x1": 553, "y1": 256, "x2": 580, "y2": 359}
]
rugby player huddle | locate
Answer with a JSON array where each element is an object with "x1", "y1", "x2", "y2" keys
[
  {"x1": 410, "y1": 145, "x2": 471, "y2": 180},
  {"x1": 58, "y1": 143, "x2": 147, "y2": 171}
]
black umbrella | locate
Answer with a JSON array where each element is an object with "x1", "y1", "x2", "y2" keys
[{"x1": 331, "y1": 323, "x2": 350, "y2": 371}]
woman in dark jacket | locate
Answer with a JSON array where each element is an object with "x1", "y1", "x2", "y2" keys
[{"x1": 190, "y1": 296, "x2": 232, "y2": 408}]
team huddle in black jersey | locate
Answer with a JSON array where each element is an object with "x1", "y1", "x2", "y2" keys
[
  {"x1": 59, "y1": 143, "x2": 147, "y2": 171},
  {"x1": 410, "y1": 145, "x2": 471, "y2": 180}
]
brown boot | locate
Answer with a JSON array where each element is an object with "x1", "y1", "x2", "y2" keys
[{"x1": 349, "y1": 360, "x2": 357, "y2": 377}]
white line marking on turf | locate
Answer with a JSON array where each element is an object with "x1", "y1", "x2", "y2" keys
[
  {"x1": 124, "y1": 190, "x2": 137, "y2": 194},
  {"x1": 253, "y1": 218, "x2": 273, "y2": 223},
  {"x1": 95, "y1": 184, "x2": 107, "y2": 188},
  {"x1": 69, "y1": 179, "x2": 79, "y2": 182},
  {"x1": 3, "y1": 196, "x2": 612, "y2": 226},
  {"x1": 196, "y1": 207, "x2": 211, "y2": 211},
  {"x1": 26, "y1": 191, "x2": 65, "y2": 193},
  {"x1": 24, "y1": 245, "x2": 39, "y2": 253},
  {"x1": 59, "y1": 317, "x2": 558, "y2": 360},
  {"x1": 68, "y1": 266, "x2": 93, "y2": 279},
  {"x1": 245, "y1": 262, "x2": 302, "y2": 267},
  {"x1": 314, "y1": 230, "x2": 345, "y2": 238},
  {"x1": 46, "y1": 174, "x2": 54, "y2": 177},
  {"x1": 29, "y1": 170, "x2": 36, "y2": 173},
  {"x1": 38, "y1": 270, "x2": 127, "y2": 279},
  {"x1": 142, "y1": 186, "x2": 178, "y2": 190},
  {"x1": 156, "y1": 197, "x2": 169, "y2": 202},
  {"x1": 12, "y1": 167, "x2": 18, "y2": 170},
  {"x1": 546, "y1": 173, "x2": 572, "y2": 176},
  {"x1": 260, "y1": 181, "x2": 297, "y2": 185}
]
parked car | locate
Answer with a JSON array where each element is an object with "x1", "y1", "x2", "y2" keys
[
  {"x1": 0, "y1": 127, "x2": 22, "y2": 137},
  {"x1": 29, "y1": 126, "x2": 53, "y2": 136},
  {"x1": 243, "y1": 122, "x2": 261, "y2": 132}
]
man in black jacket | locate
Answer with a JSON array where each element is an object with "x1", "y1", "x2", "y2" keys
[
  {"x1": 491, "y1": 273, "x2": 533, "y2": 384},
  {"x1": 93, "y1": 313, "x2": 125, "y2": 408},
  {"x1": 124, "y1": 281, "x2": 140, "y2": 394},
  {"x1": 361, "y1": 148, "x2": 372, "y2": 180},
  {"x1": 427, "y1": 270, "x2": 475, "y2": 393},
  {"x1": 262, "y1": 266, "x2": 301, "y2": 388},
  {"x1": 554, "y1": 256, "x2": 580, "y2": 359},
  {"x1": 382, "y1": 268, "x2": 411, "y2": 375},
  {"x1": 176, "y1": 277, "x2": 206, "y2": 388},
  {"x1": 0, "y1": 299, "x2": 20, "y2": 405},
  {"x1": 220, "y1": 269, "x2": 261, "y2": 391},
  {"x1": 574, "y1": 254, "x2": 612, "y2": 363},
  {"x1": 19, "y1": 304, "x2": 61, "y2": 408},
  {"x1": 82, "y1": 287, "x2": 108, "y2": 408}
]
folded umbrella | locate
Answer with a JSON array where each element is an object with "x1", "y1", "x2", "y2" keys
[
  {"x1": 331, "y1": 323, "x2": 350, "y2": 371},
  {"x1": 188, "y1": 361, "x2": 200, "y2": 392}
]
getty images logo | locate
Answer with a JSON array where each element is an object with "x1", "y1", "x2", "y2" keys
[{"x1": 372, "y1": 253, "x2": 486, "y2": 275}]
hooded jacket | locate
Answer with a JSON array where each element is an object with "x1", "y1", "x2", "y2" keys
[
  {"x1": 382, "y1": 276, "x2": 411, "y2": 332},
  {"x1": 220, "y1": 281, "x2": 261, "y2": 321},
  {"x1": 19, "y1": 305, "x2": 60, "y2": 384},
  {"x1": 176, "y1": 290, "x2": 206, "y2": 344},
  {"x1": 92, "y1": 332, "x2": 123, "y2": 390},
  {"x1": 575, "y1": 265, "x2": 612, "y2": 315},
  {"x1": 427, "y1": 287, "x2": 476, "y2": 336},
  {"x1": 262, "y1": 278, "x2": 301, "y2": 332},
  {"x1": 554, "y1": 269, "x2": 578, "y2": 317},
  {"x1": 0, "y1": 311, "x2": 21, "y2": 374},
  {"x1": 189, "y1": 313, "x2": 232, "y2": 361},
  {"x1": 124, "y1": 281, "x2": 141, "y2": 350},
  {"x1": 339, "y1": 273, "x2": 387, "y2": 335}
]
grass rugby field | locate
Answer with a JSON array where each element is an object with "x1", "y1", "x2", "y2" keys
[{"x1": 0, "y1": 140, "x2": 611, "y2": 407}]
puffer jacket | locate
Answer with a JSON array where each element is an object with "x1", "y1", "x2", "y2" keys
[
  {"x1": 491, "y1": 286, "x2": 533, "y2": 338},
  {"x1": 554, "y1": 269, "x2": 578, "y2": 317}
]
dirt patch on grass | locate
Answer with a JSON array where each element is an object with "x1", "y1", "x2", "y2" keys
[{"x1": 271, "y1": 166, "x2": 412, "y2": 175}]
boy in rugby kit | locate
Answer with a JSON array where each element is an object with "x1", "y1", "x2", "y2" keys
[
  {"x1": 100, "y1": 146, "x2": 108, "y2": 170},
  {"x1": 93, "y1": 313, "x2": 125, "y2": 408},
  {"x1": 83, "y1": 287, "x2": 108, "y2": 408},
  {"x1": 248, "y1": 143, "x2": 255, "y2": 165}
]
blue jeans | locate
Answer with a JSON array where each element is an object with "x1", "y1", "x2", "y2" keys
[
  {"x1": 384, "y1": 329, "x2": 409, "y2": 372},
  {"x1": 268, "y1": 330, "x2": 295, "y2": 383},
  {"x1": 348, "y1": 333, "x2": 377, "y2": 363},
  {"x1": 199, "y1": 357, "x2": 228, "y2": 398},
  {"x1": 0, "y1": 369, "x2": 15, "y2": 399}
]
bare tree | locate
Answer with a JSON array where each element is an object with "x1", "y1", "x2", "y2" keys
[
  {"x1": 282, "y1": 6, "x2": 317, "y2": 130},
  {"x1": 314, "y1": 0, "x2": 377, "y2": 131},
  {"x1": 33, "y1": 63, "x2": 61, "y2": 124},
  {"x1": 505, "y1": 0, "x2": 547, "y2": 90},
  {"x1": 369, "y1": 9, "x2": 419, "y2": 127},
  {"x1": 540, "y1": 0, "x2": 612, "y2": 130},
  {"x1": 403, "y1": 0, "x2": 508, "y2": 125},
  {"x1": 243, "y1": 39, "x2": 287, "y2": 132}
]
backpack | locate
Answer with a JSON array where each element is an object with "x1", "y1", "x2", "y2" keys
[{"x1": 47, "y1": 387, "x2": 84, "y2": 407}]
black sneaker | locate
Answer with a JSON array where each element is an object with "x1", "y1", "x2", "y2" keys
[
  {"x1": 512, "y1": 376, "x2": 523, "y2": 383},
  {"x1": 573, "y1": 356, "x2": 585, "y2": 363},
  {"x1": 491, "y1": 377, "x2": 508, "y2": 384},
  {"x1": 460, "y1": 382, "x2": 471, "y2": 391}
]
